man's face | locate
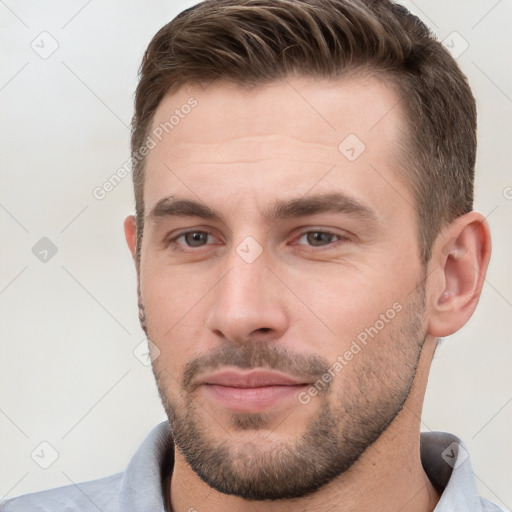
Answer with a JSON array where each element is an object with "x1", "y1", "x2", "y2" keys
[{"x1": 135, "y1": 76, "x2": 429, "y2": 499}]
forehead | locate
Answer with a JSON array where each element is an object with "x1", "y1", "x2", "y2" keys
[
  {"x1": 150, "y1": 75, "x2": 404, "y2": 147},
  {"x1": 144, "y1": 76, "x2": 411, "y2": 215}
]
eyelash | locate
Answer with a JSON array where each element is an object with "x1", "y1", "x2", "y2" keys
[
  {"x1": 295, "y1": 231, "x2": 348, "y2": 247},
  {"x1": 165, "y1": 229, "x2": 348, "y2": 250}
]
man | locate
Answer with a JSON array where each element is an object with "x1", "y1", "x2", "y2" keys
[{"x1": 1, "y1": 0, "x2": 503, "y2": 511}]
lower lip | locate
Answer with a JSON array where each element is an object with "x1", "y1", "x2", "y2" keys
[{"x1": 202, "y1": 384, "x2": 307, "y2": 413}]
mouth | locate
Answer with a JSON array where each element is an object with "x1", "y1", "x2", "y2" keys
[{"x1": 198, "y1": 369, "x2": 310, "y2": 413}]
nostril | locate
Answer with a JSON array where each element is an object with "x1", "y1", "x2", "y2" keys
[{"x1": 258, "y1": 328, "x2": 271, "y2": 333}]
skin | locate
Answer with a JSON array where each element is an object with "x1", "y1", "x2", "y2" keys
[{"x1": 124, "y1": 76, "x2": 491, "y2": 512}]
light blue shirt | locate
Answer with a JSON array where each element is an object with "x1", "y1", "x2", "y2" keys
[{"x1": 0, "y1": 422, "x2": 504, "y2": 511}]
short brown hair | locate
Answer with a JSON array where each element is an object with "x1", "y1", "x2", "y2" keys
[{"x1": 131, "y1": 0, "x2": 476, "y2": 264}]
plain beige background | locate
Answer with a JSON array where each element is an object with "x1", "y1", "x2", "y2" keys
[{"x1": 1, "y1": 0, "x2": 511, "y2": 509}]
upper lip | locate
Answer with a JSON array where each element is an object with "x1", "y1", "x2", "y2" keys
[{"x1": 201, "y1": 369, "x2": 310, "y2": 388}]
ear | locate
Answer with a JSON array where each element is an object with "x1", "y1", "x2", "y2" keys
[
  {"x1": 427, "y1": 211, "x2": 491, "y2": 337},
  {"x1": 124, "y1": 215, "x2": 138, "y2": 261}
]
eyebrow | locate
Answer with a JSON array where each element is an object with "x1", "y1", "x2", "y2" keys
[
  {"x1": 147, "y1": 192, "x2": 378, "y2": 223},
  {"x1": 148, "y1": 197, "x2": 221, "y2": 221},
  {"x1": 266, "y1": 192, "x2": 377, "y2": 222}
]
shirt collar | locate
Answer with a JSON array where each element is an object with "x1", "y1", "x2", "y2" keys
[
  {"x1": 420, "y1": 431, "x2": 482, "y2": 511},
  {"x1": 119, "y1": 422, "x2": 486, "y2": 511},
  {"x1": 119, "y1": 421, "x2": 173, "y2": 512}
]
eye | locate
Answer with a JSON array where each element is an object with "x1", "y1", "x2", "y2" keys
[
  {"x1": 296, "y1": 231, "x2": 344, "y2": 247},
  {"x1": 173, "y1": 231, "x2": 213, "y2": 248}
]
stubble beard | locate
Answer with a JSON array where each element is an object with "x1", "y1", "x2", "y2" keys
[{"x1": 145, "y1": 285, "x2": 427, "y2": 501}]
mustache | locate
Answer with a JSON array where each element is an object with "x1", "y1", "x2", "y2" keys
[{"x1": 182, "y1": 342, "x2": 331, "y2": 392}]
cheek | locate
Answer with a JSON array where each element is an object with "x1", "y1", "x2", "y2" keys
[
  {"x1": 140, "y1": 258, "x2": 211, "y2": 324},
  {"x1": 284, "y1": 264, "x2": 406, "y2": 344},
  {"x1": 140, "y1": 264, "x2": 214, "y2": 369}
]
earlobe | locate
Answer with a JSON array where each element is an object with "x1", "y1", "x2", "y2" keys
[
  {"x1": 124, "y1": 215, "x2": 138, "y2": 261},
  {"x1": 427, "y1": 212, "x2": 491, "y2": 337}
]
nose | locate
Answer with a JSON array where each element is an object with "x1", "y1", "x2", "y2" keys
[{"x1": 205, "y1": 246, "x2": 289, "y2": 345}]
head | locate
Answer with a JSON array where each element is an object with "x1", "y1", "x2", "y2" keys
[{"x1": 124, "y1": 0, "x2": 491, "y2": 502}]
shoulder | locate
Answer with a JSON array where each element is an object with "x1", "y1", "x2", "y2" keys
[
  {"x1": 479, "y1": 497, "x2": 507, "y2": 512},
  {"x1": 0, "y1": 472, "x2": 122, "y2": 512},
  {"x1": 0, "y1": 422, "x2": 172, "y2": 512}
]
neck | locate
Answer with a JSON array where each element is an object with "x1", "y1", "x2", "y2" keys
[{"x1": 168, "y1": 339, "x2": 440, "y2": 512}]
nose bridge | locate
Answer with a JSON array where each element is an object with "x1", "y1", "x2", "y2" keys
[
  {"x1": 206, "y1": 241, "x2": 288, "y2": 343},
  {"x1": 219, "y1": 244, "x2": 272, "y2": 315}
]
